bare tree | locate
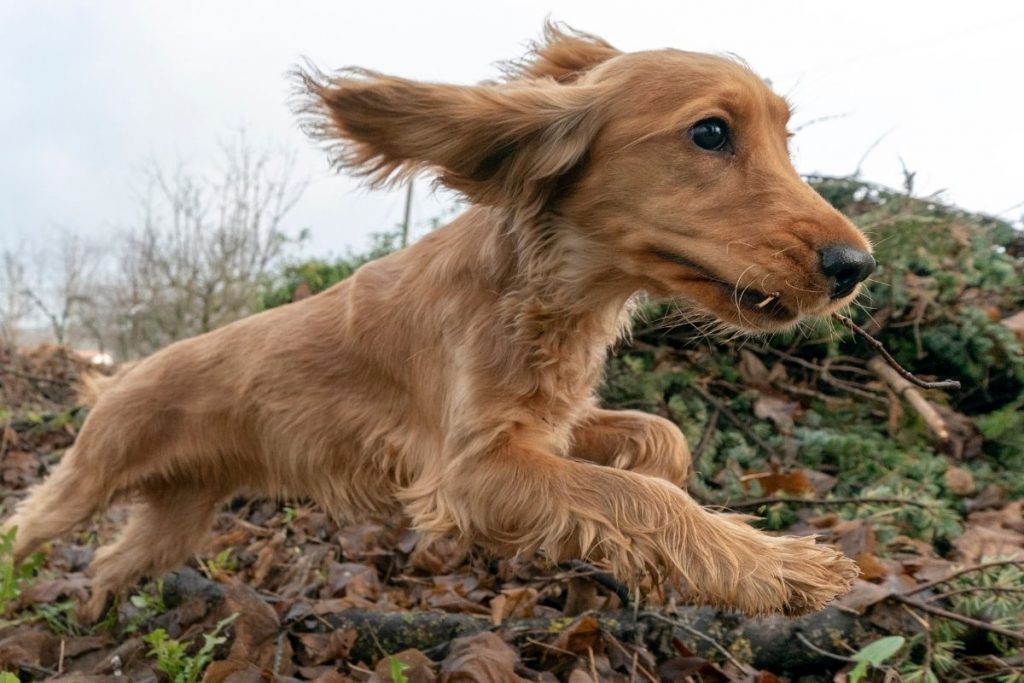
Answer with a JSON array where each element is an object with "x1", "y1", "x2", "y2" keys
[
  {"x1": 109, "y1": 131, "x2": 307, "y2": 358},
  {"x1": 21, "y1": 232, "x2": 101, "y2": 347},
  {"x1": 0, "y1": 249, "x2": 31, "y2": 348}
]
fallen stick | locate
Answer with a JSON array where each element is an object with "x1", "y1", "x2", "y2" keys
[
  {"x1": 833, "y1": 313, "x2": 961, "y2": 391},
  {"x1": 725, "y1": 495, "x2": 934, "y2": 510},
  {"x1": 160, "y1": 569, "x2": 874, "y2": 671},
  {"x1": 903, "y1": 559, "x2": 1024, "y2": 597},
  {"x1": 867, "y1": 356, "x2": 950, "y2": 441},
  {"x1": 892, "y1": 594, "x2": 1024, "y2": 643},
  {"x1": 159, "y1": 557, "x2": 1024, "y2": 671}
]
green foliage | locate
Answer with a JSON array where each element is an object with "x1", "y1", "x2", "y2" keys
[
  {"x1": 122, "y1": 580, "x2": 167, "y2": 634},
  {"x1": 0, "y1": 672, "x2": 20, "y2": 683},
  {"x1": 0, "y1": 527, "x2": 43, "y2": 615},
  {"x1": 814, "y1": 176, "x2": 1024, "y2": 410},
  {"x1": 900, "y1": 563, "x2": 1024, "y2": 681},
  {"x1": 946, "y1": 563, "x2": 1024, "y2": 650},
  {"x1": 849, "y1": 635, "x2": 905, "y2": 683},
  {"x1": 261, "y1": 229, "x2": 402, "y2": 309},
  {"x1": 202, "y1": 548, "x2": 238, "y2": 576},
  {"x1": 388, "y1": 655, "x2": 410, "y2": 683},
  {"x1": 33, "y1": 599, "x2": 87, "y2": 636},
  {"x1": 143, "y1": 613, "x2": 237, "y2": 683},
  {"x1": 282, "y1": 506, "x2": 298, "y2": 524}
]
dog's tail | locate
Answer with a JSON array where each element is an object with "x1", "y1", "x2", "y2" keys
[{"x1": 77, "y1": 362, "x2": 137, "y2": 408}]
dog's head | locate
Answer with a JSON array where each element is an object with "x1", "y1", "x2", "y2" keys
[{"x1": 298, "y1": 23, "x2": 873, "y2": 332}]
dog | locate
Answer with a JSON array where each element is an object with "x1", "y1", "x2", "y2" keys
[{"x1": 5, "y1": 24, "x2": 872, "y2": 621}]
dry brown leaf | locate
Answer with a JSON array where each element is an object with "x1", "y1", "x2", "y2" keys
[
  {"x1": 830, "y1": 519, "x2": 874, "y2": 556},
  {"x1": 250, "y1": 533, "x2": 285, "y2": 586},
  {"x1": 203, "y1": 660, "x2": 280, "y2": 683},
  {"x1": 835, "y1": 578, "x2": 892, "y2": 613},
  {"x1": 409, "y1": 537, "x2": 468, "y2": 575},
  {"x1": 1, "y1": 450, "x2": 39, "y2": 486},
  {"x1": 1002, "y1": 310, "x2": 1024, "y2": 340},
  {"x1": 490, "y1": 586, "x2": 539, "y2": 625},
  {"x1": 425, "y1": 586, "x2": 490, "y2": 615},
  {"x1": 804, "y1": 470, "x2": 838, "y2": 497},
  {"x1": 563, "y1": 579, "x2": 603, "y2": 617},
  {"x1": 224, "y1": 582, "x2": 291, "y2": 673},
  {"x1": 440, "y1": 632, "x2": 529, "y2": 682},
  {"x1": 551, "y1": 614, "x2": 602, "y2": 656},
  {"x1": 905, "y1": 556, "x2": 955, "y2": 583},
  {"x1": 968, "y1": 501, "x2": 1024, "y2": 533},
  {"x1": 488, "y1": 594, "x2": 507, "y2": 626},
  {"x1": 305, "y1": 668, "x2": 355, "y2": 683},
  {"x1": 19, "y1": 573, "x2": 90, "y2": 603},
  {"x1": 854, "y1": 552, "x2": 889, "y2": 582},
  {"x1": 744, "y1": 468, "x2": 815, "y2": 496},
  {"x1": 753, "y1": 394, "x2": 798, "y2": 433},
  {"x1": 944, "y1": 466, "x2": 976, "y2": 496},
  {"x1": 952, "y1": 525, "x2": 1024, "y2": 563},
  {"x1": 738, "y1": 350, "x2": 771, "y2": 388},
  {"x1": 326, "y1": 562, "x2": 381, "y2": 600},
  {"x1": 370, "y1": 648, "x2": 436, "y2": 683},
  {"x1": 0, "y1": 629, "x2": 57, "y2": 669},
  {"x1": 296, "y1": 629, "x2": 357, "y2": 666}
]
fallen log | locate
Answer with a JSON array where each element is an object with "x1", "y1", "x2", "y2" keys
[{"x1": 161, "y1": 569, "x2": 878, "y2": 673}]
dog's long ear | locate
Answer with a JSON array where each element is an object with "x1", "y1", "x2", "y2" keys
[
  {"x1": 503, "y1": 21, "x2": 621, "y2": 83},
  {"x1": 296, "y1": 67, "x2": 604, "y2": 211}
]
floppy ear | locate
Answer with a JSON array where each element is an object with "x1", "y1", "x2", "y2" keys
[{"x1": 295, "y1": 67, "x2": 604, "y2": 211}]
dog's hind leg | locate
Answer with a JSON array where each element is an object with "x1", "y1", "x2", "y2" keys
[
  {"x1": 410, "y1": 446, "x2": 856, "y2": 617},
  {"x1": 3, "y1": 446, "x2": 110, "y2": 564},
  {"x1": 82, "y1": 483, "x2": 222, "y2": 622},
  {"x1": 568, "y1": 408, "x2": 691, "y2": 486}
]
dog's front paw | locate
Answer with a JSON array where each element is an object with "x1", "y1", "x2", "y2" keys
[
  {"x1": 77, "y1": 587, "x2": 115, "y2": 625},
  {"x1": 717, "y1": 533, "x2": 857, "y2": 617},
  {"x1": 775, "y1": 536, "x2": 858, "y2": 616}
]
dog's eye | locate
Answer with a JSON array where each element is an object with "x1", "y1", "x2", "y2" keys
[{"x1": 689, "y1": 118, "x2": 731, "y2": 152}]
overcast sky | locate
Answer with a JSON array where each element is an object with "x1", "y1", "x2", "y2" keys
[{"x1": 2, "y1": 1, "x2": 1022, "y2": 259}]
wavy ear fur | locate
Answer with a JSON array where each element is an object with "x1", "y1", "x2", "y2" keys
[
  {"x1": 295, "y1": 65, "x2": 606, "y2": 212},
  {"x1": 501, "y1": 21, "x2": 621, "y2": 82}
]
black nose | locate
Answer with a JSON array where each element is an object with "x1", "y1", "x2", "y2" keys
[{"x1": 819, "y1": 244, "x2": 876, "y2": 299}]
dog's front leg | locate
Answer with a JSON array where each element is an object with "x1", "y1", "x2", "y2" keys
[
  {"x1": 413, "y1": 445, "x2": 856, "y2": 616},
  {"x1": 568, "y1": 408, "x2": 691, "y2": 485}
]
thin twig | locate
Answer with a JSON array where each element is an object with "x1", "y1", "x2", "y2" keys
[
  {"x1": 795, "y1": 632, "x2": 857, "y2": 663},
  {"x1": 558, "y1": 560, "x2": 632, "y2": 608},
  {"x1": 926, "y1": 586, "x2": 1024, "y2": 602},
  {"x1": 892, "y1": 594, "x2": 1024, "y2": 643},
  {"x1": 833, "y1": 313, "x2": 961, "y2": 390},
  {"x1": 645, "y1": 612, "x2": 753, "y2": 674},
  {"x1": 605, "y1": 636, "x2": 658, "y2": 683},
  {"x1": 691, "y1": 384, "x2": 781, "y2": 461},
  {"x1": 726, "y1": 495, "x2": 935, "y2": 510},
  {"x1": 904, "y1": 559, "x2": 1024, "y2": 597},
  {"x1": 525, "y1": 637, "x2": 577, "y2": 657},
  {"x1": 868, "y1": 356, "x2": 950, "y2": 441},
  {"x1": 691, "y1": 407, "x2": 720, "y2": 462}
]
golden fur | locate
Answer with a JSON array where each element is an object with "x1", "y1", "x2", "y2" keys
[{"x1": 5, "y1": 24, "x2": 871, "y2": 620}]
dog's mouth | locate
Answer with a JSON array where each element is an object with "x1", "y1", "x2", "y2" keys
[{"x1": 649, "y1": 248, "x2": 798, "y2": 327}]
